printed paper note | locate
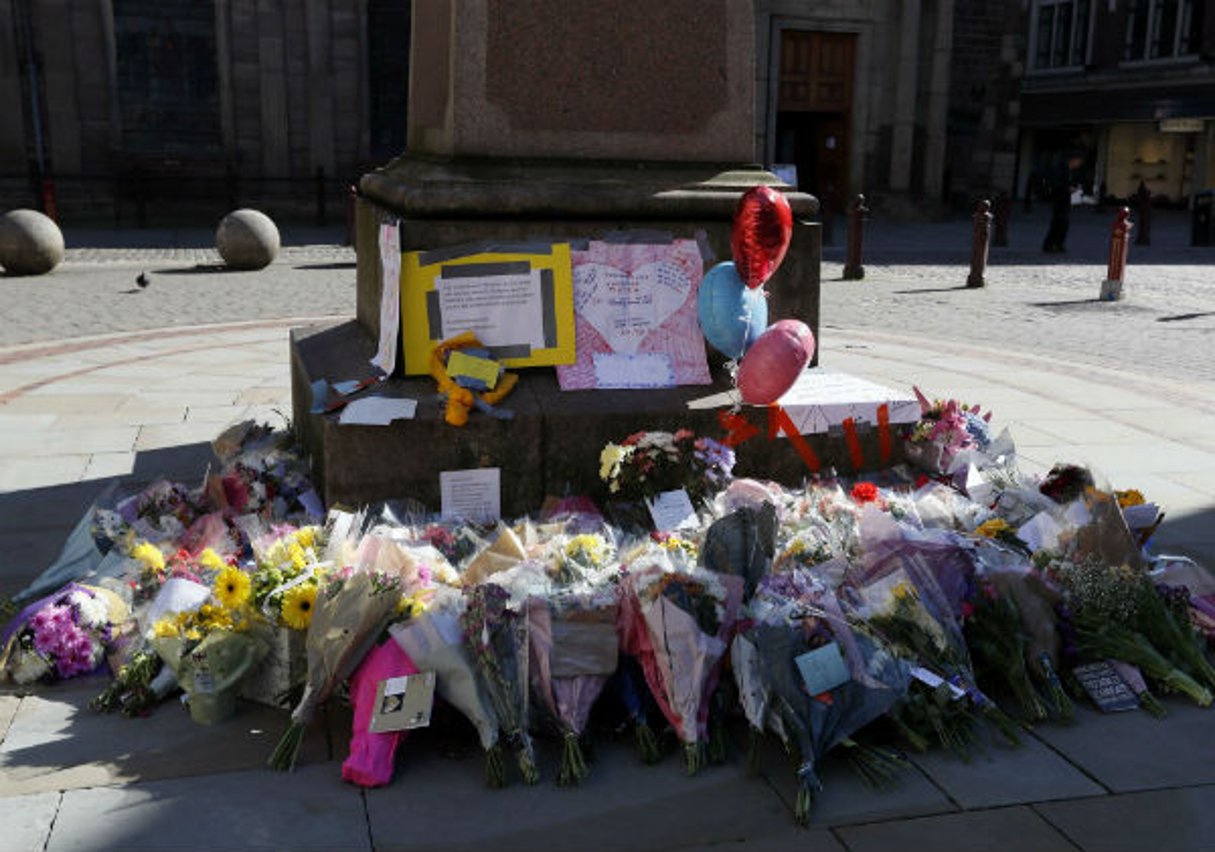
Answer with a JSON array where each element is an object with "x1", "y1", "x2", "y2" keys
[{"x1": 440, "y1": 468, "x2": 501, "y2": 522}]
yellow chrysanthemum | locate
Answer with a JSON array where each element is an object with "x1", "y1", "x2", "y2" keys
[
  {"x1": 396, "y1": 594, "x2": 429, "y2": 619},
  {"x1": 132, "y1": 542, "x2": 165, "y2": 573},
  {"x1": 281, "y1": 584, "x2": 318, "y2": 630},
  {"x1": 198, "y1": 548, "x2": 227, "y2": 572},
  {"x1": 287, "y1": 542, "x2": 308, "y2": 572},
  {"x1": 564, "y1": 534, "x2": 607, "y2": 566},
  {"x1": 213, "y1": 566, "x2": 252, "y2": 610},
  {"x1": 599, "y1": 443, "x2": 628, "y2": 482},
  {"x1": 975, "y1": 518, "x2": 1013, "y2": 538},
  {"x1": 294, "y1": 527, "x2": 317, "y2": 551},
  {"x1": 152, "y1": 617, "x2": 180, "y2": 639},
  {"x1": 1116, "y1": 488, "x2": 1145, "y2": 508},
  {"x1": 892, "y1": 581, "x2": 916, "y2": 601}
]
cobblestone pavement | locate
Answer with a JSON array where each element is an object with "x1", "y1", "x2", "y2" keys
[
  {"x1": 1, "y1": 236, "x2": 355, "y2": 347},
  {"x1": 2, "y1": 211, "x2": 1211, "y2": 384},
  {"x1": 822, "y1": 206, "x2": 1215, "y2": 384}
]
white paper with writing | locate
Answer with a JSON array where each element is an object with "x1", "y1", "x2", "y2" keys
[
  {"x1": 646, "y1": 489, "x2": 699, "y2": 532},
  {"x1": 372, "y1": 222, "x2": 401, "y2": 374},
  {"x1": 776, "y1": 368, "x2": 919, "y2": 436},
  {"x1": 440, "y1": 468, "x2": 501, "y2": 522},
  {"x1": 439, "y1": 270, "x2": 545, "y2": 349},
  {"x1": 592, "y1": 352, "x2": 675, "y2": 389}
]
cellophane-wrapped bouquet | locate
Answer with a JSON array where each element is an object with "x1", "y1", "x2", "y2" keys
[
  {"x1": 2, "y1": 583, "x2": 128, "y2": 685},
  {"x1": 742, "y1": 568, "x2": 910, "y2": 824},
  {"x1": 618, "y1": 544, "x2": 742, "y2": 775}
]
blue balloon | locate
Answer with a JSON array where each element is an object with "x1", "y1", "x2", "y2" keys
[{"x1": 697, "y1": 261, "x2": 768, "y2": 360}]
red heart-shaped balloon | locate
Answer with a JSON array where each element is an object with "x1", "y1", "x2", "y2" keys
[{"x1": 731, "y1": 185, "x2": 793, "y2": 290}]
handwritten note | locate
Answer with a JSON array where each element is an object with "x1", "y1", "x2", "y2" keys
[
  {"x1": 646, "y1": 489, "x2": 698, "y2": 532},
  {"x1": 592, "y1": 352, "x2": 675, "y2": 389}
]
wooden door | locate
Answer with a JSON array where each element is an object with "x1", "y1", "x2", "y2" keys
[{"x1": 776, "y1": 30, "x2": 855, "y2": 208}]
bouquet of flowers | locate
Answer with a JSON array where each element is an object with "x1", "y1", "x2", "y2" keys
[
  {"x1": 2, "y1": 583, "x2": 128, "y2": 685},
  {"x1": 906, "y1": 388, "x2": 993, "y2": 475},
  {"x1": 527, "y1": 586, "x2": 621, "y2": 785},
  {"x1": 268, "y1": 568, "x2": 402, "y2": 769},
  {"x1": 390, "y1": 586, "x2": 504, "y2": 785},
  {"x1": 744, "y1": 569, "x2": 910, "y2": 824},
  {"x1": 845, "y1": 554, "x2": 1020, "y2": 758},
  {"x1": 461, "y1": 582, "x2": 538, "y2": 785},
  {"x1": 1041, "y1": 552, "x2": 1215, "y2": 708},
  {"x1": 618, "y1": 550, "x2": 742, "y2": 774},
  {"x1": 701, "y1": 504, "x2": 778, "y2": 603},
  {"x1": 599, "y1": 429, "x2": 735, "y2": 507},
  {"x1": 149, "y1": 592, "x2": 264, "y2": 725}
]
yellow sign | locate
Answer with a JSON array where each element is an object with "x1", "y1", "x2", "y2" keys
[{"x1": 400, "y1": 244, "x2": 576, "y2": 376}]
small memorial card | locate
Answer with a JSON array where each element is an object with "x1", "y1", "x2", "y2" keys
[
  {"x1": 1073, "y1": 661, "x2": 1139, "y2": 713},
  {"x1": 440, "y1": 468, "x2": 501, "y2": 522},
  {"x1": 909, "y1": 665, "x2": 967, "y2": 700},
  {"x1": 795, "y1": 641, "x2": 850, "y2": 696},
  {"x1": 369, "y1": 671, "x2": 437, "y2": 733},
  {"x1": 646, "y1": 489, "x2": 698, "y2": 532}
]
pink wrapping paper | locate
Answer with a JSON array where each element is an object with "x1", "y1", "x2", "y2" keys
[{"x1": 341, "y1": 639, "x2": 419, "y2": 787}]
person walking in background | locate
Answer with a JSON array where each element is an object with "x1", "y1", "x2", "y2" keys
[{"x1": 1042, "y1": 164, "x2": 1072, "y2": 253}]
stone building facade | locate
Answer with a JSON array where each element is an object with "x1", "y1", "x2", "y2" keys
[{"x1": 0, "y1": 0, "x2": 409, "y2": 223}]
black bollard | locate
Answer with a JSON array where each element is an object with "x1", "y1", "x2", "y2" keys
[
  {"x1": 966, "y1": 199, "x2": 993, "y2": 288},
  {"x1": 1133, "y1": 181, "x2": 1152, "y2": 246},
  {"x1": 842, "y1": 194, "x2": 868, "y2": 280}
]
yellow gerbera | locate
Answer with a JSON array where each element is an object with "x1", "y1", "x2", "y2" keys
[
  {"x1": 214, "y1": 566, "x2": 252, "y2": 610},
  {"x1": 132, "y1": 541, "x2": 165, "y2": 573},
  {"x1": 281, "y1": 583, "x2": 318, "y2": 630}
]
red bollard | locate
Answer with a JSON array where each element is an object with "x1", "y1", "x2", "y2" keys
[
  {"x1": 40, "y1": 178, "x2": 58, "y2": 223},
  {"x1": 1100, "y1": 206, "x2": 1133, "y2": 301},
  {"x1": 966, "y1": 199, "x2": 993, "y2": 288},
  {"x1": 842, "y1": 193, "x2": 868, "y2": 280}
]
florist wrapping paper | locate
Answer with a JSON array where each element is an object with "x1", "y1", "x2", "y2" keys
[
  {"x1": 557, "y1": 239, "x2": 710, "y2": 390},
  {"x1": 238, "y1": 622, "x2": 307, "y2": 708}
]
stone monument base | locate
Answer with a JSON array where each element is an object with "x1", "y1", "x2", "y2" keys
[{"x1": 290, "y1": 320, "x2": 906, "y2": 517}]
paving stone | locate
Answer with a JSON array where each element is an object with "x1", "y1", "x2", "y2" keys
[
  {"x1": 365, "y1": 734, "x2": 794, "y2": 851},
  {"x1": 1035, "y1": 784, "x2": 1215, "y2": 852},
  {"x1": 751, "y1": 731, "x2": 956, "y2": 828},
  {"x1": 834, "y1": 805, "x2": 1077, "y2": 852},
  {"x1": 0, "y1": 680, "x2": 331, "y2": 796},
  {"x1": 0, "y1": 694, "x2": 20, "y2": 744},
  {"x1": 909, "y1": 731, "x2": 1106, "y2": 809},
  {"x1": 0, "y1": 790, "x2": 60, "y2": 850},
  {"x1": 45, "y1": 763, "x2": 366, "y2": 852},
  {"x1": 1031, "y1": 700, "x2": 1215, "y2": 793}
]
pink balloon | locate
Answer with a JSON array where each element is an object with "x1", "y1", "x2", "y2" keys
[
  {"x1": 731, "y1": 185, "x2": 793, "y2": 289},
  {"x1": 736, "y1": 319, "x2": 816, "y2": 405}
]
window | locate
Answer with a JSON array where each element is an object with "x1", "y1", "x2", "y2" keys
[
  {"x1": 1032, "y1": 0, "x2": 1091, "y2": 69},
  {"x1": 113, "y1": 0, "x2": 219, "y2": 154},
  {"x1": 1124, "y1": 0, "x2": 1202, "y2": 60}
]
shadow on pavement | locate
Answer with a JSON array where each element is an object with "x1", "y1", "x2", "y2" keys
[
  {"x1": 150, "y1": 264, "x2": 231, "y2": 275},
  {"x1": 0, "y1": 442, "x2": 217, "y2": 602}
]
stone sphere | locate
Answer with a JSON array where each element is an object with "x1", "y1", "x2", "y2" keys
[
  {"x1": 0, "y1": 209, "x2": 64, "y2": 276},
  {"x1": 216, "y1": 209, "x2": 280, "y2": 270}
]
